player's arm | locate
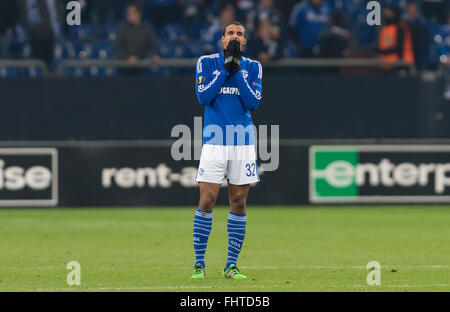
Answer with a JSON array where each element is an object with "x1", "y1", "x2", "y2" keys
[
  {"x1": 196, "y1": 57, "x2": 228, "y2": 106},
  {"x1": 235, "y1": 62, "x2": 263, "y2": 111}
]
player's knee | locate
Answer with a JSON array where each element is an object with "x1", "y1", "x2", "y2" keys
[
  {"x1": 199, "y1": 191, "x2": 217, "y2": 210},
  {"x1": 229, "y1": 192, "x2": 247, "y2": 209}
]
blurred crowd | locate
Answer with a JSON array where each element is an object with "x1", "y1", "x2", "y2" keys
[{"x1": 0, "y1": 0, "x2": 449, "y2": 76}]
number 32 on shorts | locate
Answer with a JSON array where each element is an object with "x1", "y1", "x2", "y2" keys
[{"x1": 245, "y1": 163, "x2": 257, "y2": 177}]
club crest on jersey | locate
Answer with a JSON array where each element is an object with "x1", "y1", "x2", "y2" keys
[{"x1": 196, "y1": 76, "x2": 206, "y2": 84}]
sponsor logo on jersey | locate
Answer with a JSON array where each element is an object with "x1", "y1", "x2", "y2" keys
[{"x1": 219, "y1": 87, "x2": 240, "y2": 95}]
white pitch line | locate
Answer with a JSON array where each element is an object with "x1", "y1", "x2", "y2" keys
[
  {"x1": 33, "y1": 283, "x2": 450, "y2": 292},
  {"x1": 1, "y1": 218, "x2": 182, "y2": 228},
  {"x1": 35, "y1": 285, "x2": 292, "y2": 291},
  {"x1": 351, "y1": 284, "x2": 450, "y2": 288},
  {"x1": 385, "y1": 284, "x2": 450, "y2": 288},
  {"x1": 4, "y1": 265, "x2": 448, "y2": 272},
  {"x1": 3, "y1": 265, "x2": 448, "y2": 272},
  {"x1": 240, "y1": 265, "x2": 449, "y2": 270},
  {"x1": 240, "y1": 266, "x2": 365, "y2": 269}
]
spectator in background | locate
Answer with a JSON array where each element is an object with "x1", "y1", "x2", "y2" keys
[
  {"x1": 246, "y1": 0, "x2": 284, "y2": 40},
  {"x1": 202, "y1": 3, "x2": 236, "y2": 54},
  {"x1": 248, "y1": 19, "x2": 283, "y2": 62},
  {"x1": 24, "y1": 0, "x2": 62, "y2": 66},
  {"x1": 116, "y1": 2, "x2": 160, "y2": 74},
  {"x1": 0, "y1": 0, "x2": 19, "y2": 59},
  {"x1": 289, "y1": 0, "x2": 330, "y2": 57},
  {"x1": 403, "y1": 0, "x2": 430, "y2": 70},
  {"x1": 318, "y1": 10, "x2": 350, "y2": 58},
  {"x1": 377, "y1": 4, "x2": 415, "y2": 71}
]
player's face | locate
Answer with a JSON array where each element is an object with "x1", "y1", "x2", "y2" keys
[
  {"x1": 222, "y1": 25, "x2": 247, "y2": 52},
  {"x1": 126, "y1": 6, "x2": 141, "y2": 25}
]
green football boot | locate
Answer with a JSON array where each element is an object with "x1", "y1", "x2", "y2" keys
[
  {"x1": 223, "y1": 264, "x2": 247, "y2": 280},
  {"x1": 191, "y1": 264, "x2": 206, "y2": 280}
]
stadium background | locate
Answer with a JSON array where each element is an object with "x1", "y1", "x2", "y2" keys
[
  {"x1": 0, "y1": 0, "x2": 449, "y2": 292},
  {"x1": 1, "y1": 0, "x2": 450, "y2": 206}
]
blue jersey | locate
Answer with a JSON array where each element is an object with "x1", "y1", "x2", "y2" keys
[
  {"x1": 289, "y1": 2, "x2": 330, "y2": 48},
  {"x1": 195, "y1": 52, "x2": 263, "y2": 146}
]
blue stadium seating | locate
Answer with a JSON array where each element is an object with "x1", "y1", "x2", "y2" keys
[
  {"x1": 158, "y1": 22, "x2": 188, "y2": 42},
  {"x1": 1, "y1": 0, "x2": 449, "y2": 77},
  {"x1": 67, "y1": 24, "x2": 96, "y2": 41},
  {"x1": 98, "y1": 22, "x2": 120, "y2": 42},
  {"x1": 430, "y1": 24, "x2": 450, "y2": 66},
  {"x1": 0, "y1": 67, "x2": 19, "y2": 78}
]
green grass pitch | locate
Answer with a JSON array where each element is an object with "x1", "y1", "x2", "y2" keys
[{"x1": 0, "y1": 206, "x2": 449, "y2": 292}]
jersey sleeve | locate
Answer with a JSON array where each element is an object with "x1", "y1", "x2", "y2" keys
[
  {"x1": 195, "y1": 57, "x2": 228, "y2": 106},
  {"x1": 235, "y1": 61, "x2": 263, "y2": 111},
  {"x1": 289, "y1": 3, "x2": 303, "y2": 29}
]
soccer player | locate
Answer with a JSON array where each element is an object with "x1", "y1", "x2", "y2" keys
[{"x1": 191, "y1": 21, "x2": 263, "y2": 280}]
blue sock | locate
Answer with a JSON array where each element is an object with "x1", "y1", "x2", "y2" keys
[
  {"x1": 193, "y1": 208, "x2": 213, "y2": 267},
  {"x1": 225, "y1": 212, "x2": 246, "y2": 270}
]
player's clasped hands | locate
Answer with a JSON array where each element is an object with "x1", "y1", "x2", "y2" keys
[{"x1": 223, "y1": 40, "x2": 242, "y2": 73}]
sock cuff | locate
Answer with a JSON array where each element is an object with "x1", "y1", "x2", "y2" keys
[
  {"x1": 196, "y1": 208, "x2": 212, "y2": 218},
  {"x1": 228, "y1": 212, "x2": 247, "y2": 222},
  {"x1": 229, "y1": 211, "x2": 246, "y2": 217}
]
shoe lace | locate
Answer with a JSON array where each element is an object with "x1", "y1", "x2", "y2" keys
[
  {"x1": 227, "y1": 265, "x2": 240, "y2": 276},
  {"x1": 193, "y1": 265, "x2": 203, "y2": 274}
]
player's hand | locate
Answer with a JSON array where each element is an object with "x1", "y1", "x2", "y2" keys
[{"x1": 224, "y1": 40, "x2": 242, "y2": 73}]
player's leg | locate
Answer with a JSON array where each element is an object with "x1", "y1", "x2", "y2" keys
[
  {"x1": 223, "y1": 183, "x2": 250, "y2": 279},
  {"x1": 229, "y1": 183, "x2": 249, "y2": 215},
  {"x1": 223, "y1": 145, "x2": 259, "y2": 279},
  {"x1": 191, "y1": 183, "x2": 221, "y2": 279},
  {"x1": 192, "y1": 144, "x2": 227, "y2": 279},
  {"x1": 199, "y1": 182, "x2": 221, "y2": 212}
]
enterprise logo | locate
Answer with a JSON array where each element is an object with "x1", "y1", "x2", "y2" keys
[{"x1": 310, "y1": 145, "x2": 450, "y2": 203}]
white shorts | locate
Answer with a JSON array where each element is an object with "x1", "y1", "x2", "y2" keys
[{"x1": 195, "y1": 144, "x2": 260, "y2": 185}]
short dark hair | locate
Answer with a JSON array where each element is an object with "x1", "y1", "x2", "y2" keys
[
  {"x1": 127, "y1": 2, "x2": 143, "y2": 15},
  {"x1": 386, "y1": 4, "x2": 401, "y2": 22},
  {"x1": 222, "y1": 21, "x2": 246, "y2": 38}
]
